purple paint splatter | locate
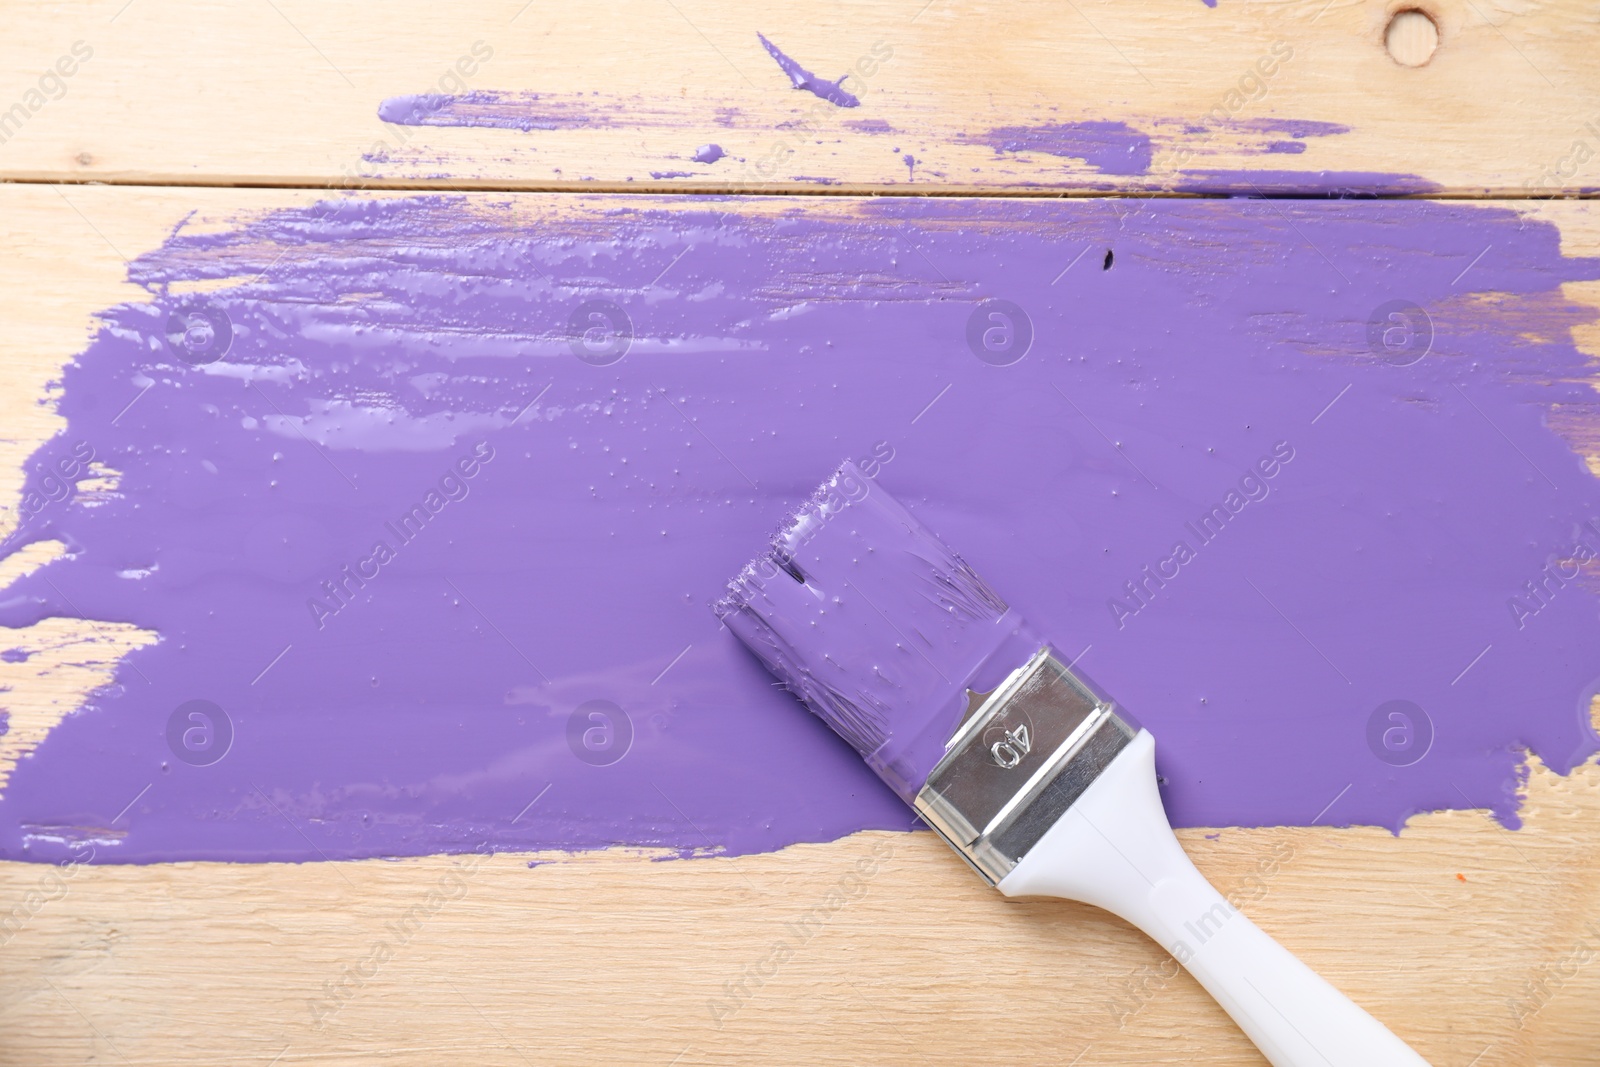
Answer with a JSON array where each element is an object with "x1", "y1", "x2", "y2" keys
[
  {"x1": 756, "y1": 33, "x2": 860, "y2": 108},
  {"x1": 693, "y1": 144, "x2": 725, "y2": 165}
]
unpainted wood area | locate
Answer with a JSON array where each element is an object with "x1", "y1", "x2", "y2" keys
[{"x1": 1, "y1": 772, "x2": 1598, "y2": 1067}]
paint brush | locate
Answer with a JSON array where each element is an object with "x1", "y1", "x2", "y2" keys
[{"x1": 715, "y1": 460, "x2": 1430, "y2": 1067}]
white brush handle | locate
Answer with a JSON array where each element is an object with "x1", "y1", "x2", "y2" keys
[{"x1": 998, "y1": 731, "x2": 1429, "y2": 1067}]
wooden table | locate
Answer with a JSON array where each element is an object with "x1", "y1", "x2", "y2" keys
[{"x1": 2, "y1": 2, "x2": 1598, "y2": 1063}]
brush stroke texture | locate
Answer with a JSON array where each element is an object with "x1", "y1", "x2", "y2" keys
[{"x1": 1, "y1": 195, "x2": 1597, "y2": 864}]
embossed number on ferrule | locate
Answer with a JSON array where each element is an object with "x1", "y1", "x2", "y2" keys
[{"x1": 989, "y1": 724, "x2": 1032, "y2": 769}]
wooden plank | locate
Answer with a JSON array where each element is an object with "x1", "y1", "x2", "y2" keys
[
  {"x1": 2, "y1": 797, "x2": 1597, "y2": 1067},
  {"x1": 0, "y1": 0, "x2": 1596, "y2": 194},
  {"x1": 1, "y1": 184, "x2": 1598, "y2": 1065}
]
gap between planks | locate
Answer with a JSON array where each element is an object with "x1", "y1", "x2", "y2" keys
[{"x1": 3, "y1": 175, "x2": 1596, "y2": 201}]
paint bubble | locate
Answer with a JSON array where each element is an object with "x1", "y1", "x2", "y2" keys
[
  {"x1": 166, "y1": 699, "x2": 234, "y2": 767},
  {"x1": 567, "y1": 300, "x2": 633, "y2": 366},
  {"x1": 965, "y1": 299, "x2": 1033, "y2": 366},
  {"x1": 1365, "y1": 699, "x2": 1433, "y2": 766},
  {"x1": 566, "y1": 699, "x2": 633, "y2": 766},
  {"x1": 1365, "y1": 300, "x2": 1432, "y2": 367},
  {"x1": 164, "y1": 301, "x2": 233, "y2": 365}
]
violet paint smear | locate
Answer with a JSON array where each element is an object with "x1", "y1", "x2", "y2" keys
[
  {"x1": 2, "y1": 195, "x2": 1599, "y2": 865},
  {"x1": 377, "y1": 91, "x2": 617, "y2": 132},
  {"x1": 1179, "y1": 170, "x2": 1444, "y2": 196},
  {"x1": 979, "y1": 121, "x2": 1155, "y2": 176},
  {"x1": 970, "y1": 118, "x2": 1354, "y2": 182}
]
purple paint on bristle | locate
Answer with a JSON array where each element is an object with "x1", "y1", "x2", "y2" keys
[
  {"x1": 716, "y1": 462, "x2": 1046, "y2": 802},
  {"x1": 756, "y1": 33, "x2": 860, "y2": 108}
]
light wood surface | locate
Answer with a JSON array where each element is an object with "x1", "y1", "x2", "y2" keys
[
  {"x1": 0, "y1": 0, "x2": 1597, "y2": 194},
  {"x1": 1, "y1": 184, "x2": 1598, "y2": 1065},
  {"x1": 4, "y1": 0, "x2": 1600, "y2": 1060}
]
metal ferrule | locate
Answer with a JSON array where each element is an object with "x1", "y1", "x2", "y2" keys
[{"x1": 913, "y1": 646, "x2": 1138, "y2": 885}]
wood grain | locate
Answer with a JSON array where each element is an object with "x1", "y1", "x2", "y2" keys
[
  {"x1": 0, "y1": 0, "x2": 1597, "y2": 194},
  {"x1": 0, "y1": 788, "x2": 1597, "y2": 1067},
  {"x1": 2, "y1": 8, "x2": 1599, "y2": 1067},
  {"x1": 0, "y1": 185, "x2": 1598, "y2": 1065}
]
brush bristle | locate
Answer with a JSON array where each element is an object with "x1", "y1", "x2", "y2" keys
[{"x1": 715, "y1": 461, "x2": 1035, "y2": 801}]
